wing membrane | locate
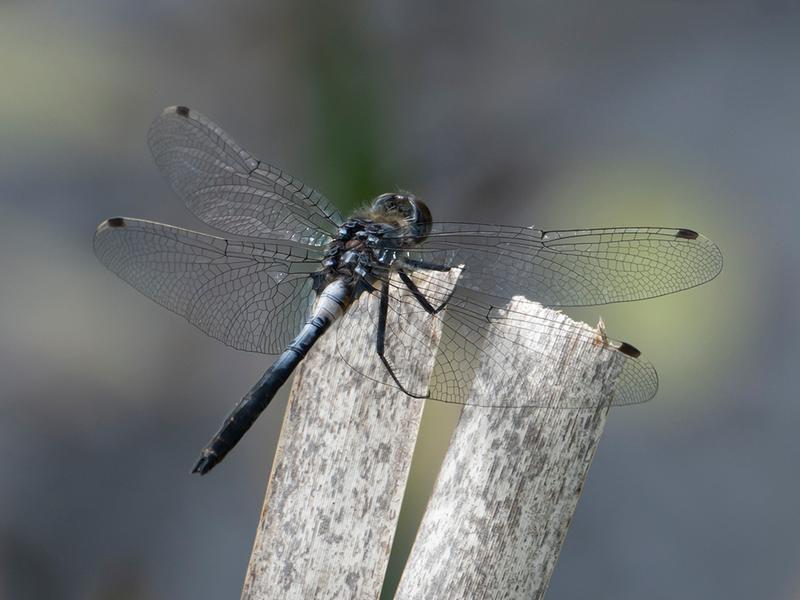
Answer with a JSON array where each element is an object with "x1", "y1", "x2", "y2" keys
[
  {"x1": 147, "y1": 106, "x2": 343, "y2": 245},
  {"x1": 93, "y1": 218, "x2": 320, "y2": 353},
  {"x1": 390, "y1": 223, "x2": 722, "y2": 307}
]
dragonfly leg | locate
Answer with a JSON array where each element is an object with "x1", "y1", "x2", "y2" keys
[
  {"x1": 400, "y1": 258, "x2": 451, "y2": 272},
  {"x1": 375, "y1": 279, "x2": 429, "y2": 399},
  {"x1": 398, "y1": 270, "x2": 453, "y2": 314}
]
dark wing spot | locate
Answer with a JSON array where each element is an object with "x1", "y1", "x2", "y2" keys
[
  {"x1": 175, "y1": 106, "x2": 190, "y2": 117},
  {"x1": 616, "y1": 341, "x2": 641, "y2": 358},
  {"x1": 675, "y1": 228, "x2": 699, "y2": 240},
  {"x1": 106, "y1": 217, "x2": 126, "y2": 228}
]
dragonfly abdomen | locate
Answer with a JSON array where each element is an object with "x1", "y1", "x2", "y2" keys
[{"x1": 192, "y1": 279, "x2": 352, "y2": 475}]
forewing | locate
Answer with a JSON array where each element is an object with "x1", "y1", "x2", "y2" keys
[
  {"x1": 147, "y1": 106, "x2": 343, "y2": 245},
  {"x1": 337, "y1": 272, "x2": 658, "y2": 408},
  {"x1": 93, "y1": 218, "x2": 320, "y2": 354},
  {"x1": 392, "y1": 223, "x2": 722, "y2": 306}
]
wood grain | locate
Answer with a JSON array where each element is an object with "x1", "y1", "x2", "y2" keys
[
  {"x1": 241, "y1": 269, "x2": 460, "y2": 600},
  {"x1": 395, "y1": 298, "x2": 623, "y2": 600}
]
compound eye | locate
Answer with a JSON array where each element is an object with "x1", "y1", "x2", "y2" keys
[
  {"x1": 371, "y1": 192, "x2": 432, "y2": 241},
  {"x1": 371, "y1": 193, "x2": 417, "y2": 218},
  {"x1": 371, "y1": 193, "x2": 404, "y2": 214},
  {"x1": 409, "y1": 198, "x2": 432, "y2": 241}
]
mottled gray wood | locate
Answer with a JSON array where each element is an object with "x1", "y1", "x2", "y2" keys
[
  {"x1": 241, "y1": 269, "x2": 460, "y2": 600},
  {"x1": 395, "y1": 299, "x2": 623, "y2": 600}
]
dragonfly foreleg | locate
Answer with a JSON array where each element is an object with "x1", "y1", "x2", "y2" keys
[
  {"x1": 399, "y1": 257, "x2": 451, "y2": 272},
  {"x1": 397, "y1": 270, "x2": 452, "y2": 314}
]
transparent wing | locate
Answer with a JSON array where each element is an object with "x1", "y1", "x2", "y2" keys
[
  {"x1": 389, "y1": 223, "x2": 722, "y2": 307},
  {"x1": 147, "y1": 106, "x2": 343, "y2": 246},
  {"x1": 337, "y1": 271, "x2": 657, "y2": 408},
  {"x1": 93, "y1": 217, "x2": 321, "y2": 354}
]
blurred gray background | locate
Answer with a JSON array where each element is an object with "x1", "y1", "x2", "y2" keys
[{"x1": 1, "y1": 1, "x2": 798, "y2": 598}]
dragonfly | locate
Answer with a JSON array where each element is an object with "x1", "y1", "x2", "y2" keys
[{"x1": 94, "y1": 106, "x2": 723, "y2": 475}]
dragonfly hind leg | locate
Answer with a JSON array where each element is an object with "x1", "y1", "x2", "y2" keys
[{"x1": 397, "y1": 270, "x2": 453, "y2": 314}]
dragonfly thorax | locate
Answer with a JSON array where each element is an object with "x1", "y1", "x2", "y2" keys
[{"x1": 320, "y1": 218, "x2": 397, "y2": 285}]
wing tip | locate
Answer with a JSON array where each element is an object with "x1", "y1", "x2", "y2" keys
[
  {"x1": 615, "y1": 341, "x2": 641, "y2": 358},
  {"x1": 162, "y1": 105, "x2": 192, "y2": 118},
  {"x1": 106, "y1": 216, "x2": 126, "y2": 228},
  {"x1": 93, "y1": 217, "x2": 127, "y2": 258},
  {"x1": 94, "y1": 217, "x2": 126, "y2": 236},
  {"x1": 675, "y1": 228, "x2": 699, "y2": 240},
  {"x1": 685, "y1": 229, "x2": 724, "y2": 282},
  {"x1": 94, "y1": 216, "x2": 125, "y2": 238}
]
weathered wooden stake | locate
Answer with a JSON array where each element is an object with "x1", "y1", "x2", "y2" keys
[
  {"x1": 395, "y1": 299, "x2": 623, "y2": 600},
  {"x1": 241, "y1": 269, "x2": 460, "y2": 600}
]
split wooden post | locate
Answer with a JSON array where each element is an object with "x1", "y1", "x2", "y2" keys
[
  {"x1": 395, "y1": 299, "x2": 623, "y2": 600},
  {"x1": 241, "y1": 269, "x2": 460, "y2": 600}
]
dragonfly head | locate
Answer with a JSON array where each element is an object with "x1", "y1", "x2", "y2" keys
[{"x1": 371, "y1": 192, "x2": 432, "y2": 242}]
